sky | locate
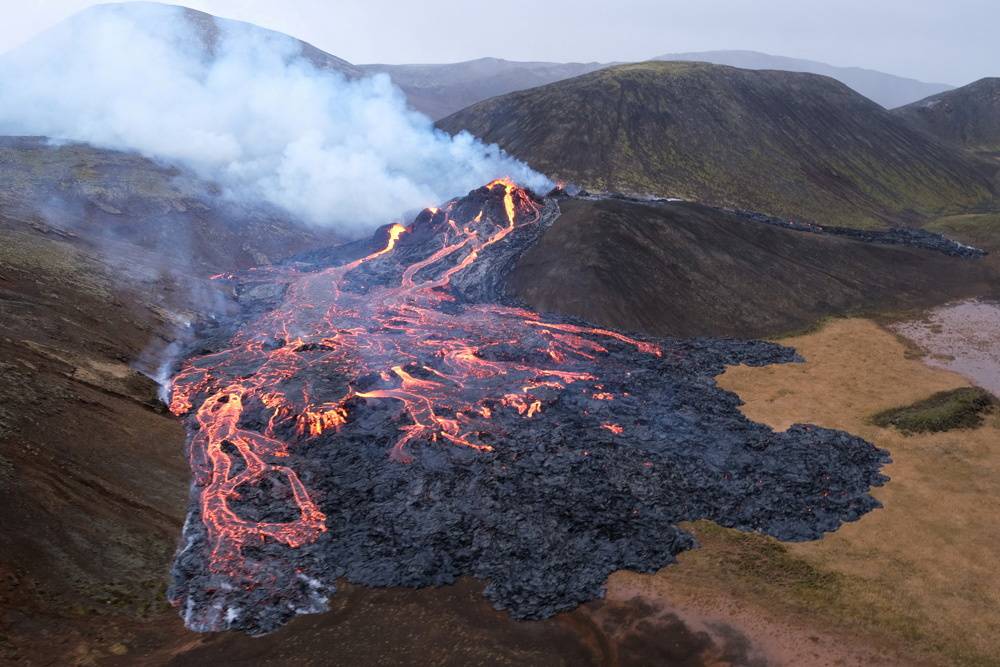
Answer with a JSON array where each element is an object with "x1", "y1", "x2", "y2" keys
[{"x1": 1, "y1": 0, "x2": 997, "y2": 86}]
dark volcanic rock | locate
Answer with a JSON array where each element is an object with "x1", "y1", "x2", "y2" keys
[
  {"x1": 169, "y1": 184, "x2": 889, "y2": 635},
  {"x1": 733, "y1": 208, "x2": 987, "y2": 257}
]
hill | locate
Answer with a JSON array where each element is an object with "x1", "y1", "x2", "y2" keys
[
  {"x1": 0, "y1": 135, "x2": 342, "y2": 664},
  {"x1": 893, "y1": 78, "x2": 1000, "y2": 156},
  {"x1": 439, "y1": 62, "x2": 997, "y2": 228},
  {"x1": 83, "y1": 2, "x2": 361, "y2": 77},
  {"x1": 509, "y1": 197, "x2": 998, "y2": 338},
  {"x1": 656, "y1": 50, "x2": 952, "y2": 108},
  {"x1": 0, "y1": 198, "x2": 208, "y2": 662},
  {"x1": 0, "y1": 137, "x2": 339, "y2": 272}
]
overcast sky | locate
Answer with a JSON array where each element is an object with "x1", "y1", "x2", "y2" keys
[{"x1": 1, "y1": 0, "x2": 996, "y2": 85}]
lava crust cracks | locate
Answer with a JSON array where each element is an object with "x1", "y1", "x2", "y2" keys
[{"x1": 167, "y1": 180, "x2": 889, "y2": 635}]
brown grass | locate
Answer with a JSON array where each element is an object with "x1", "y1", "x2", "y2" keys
[{"x1": 607, "y1": 318, "x2": 1000, "y2": 666}]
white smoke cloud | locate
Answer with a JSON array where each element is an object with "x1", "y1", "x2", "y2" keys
[{"x1": 0, "y1": 2, "x2": 551, "y2": 235}]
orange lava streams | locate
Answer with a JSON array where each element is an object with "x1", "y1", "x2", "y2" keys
[{"x1": 170, "y1": 179, "x2": 660, "y2": 576}]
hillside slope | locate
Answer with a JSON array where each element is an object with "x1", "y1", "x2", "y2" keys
[
  {"x1": 0, "y1": 137, "x2": 338, "y2": 273},
  {"x1": 0, "y1": 206, "x2": 199, "y2": 662},
  {"x1": 509, "y1": 197, "x2": 999, "y2": 338},
  {"x1": 656, "y1": 50, "x2": 952, "y2": 108},
  {"x1": 85, "y1": 2, "x2": 361, "y2": 77},
  {"x1": 440, "y1": 62, "x2": 996, "y2": 228},
  {"x1": 894, "y1": 78, "x2": 1000, "y2": 156}
]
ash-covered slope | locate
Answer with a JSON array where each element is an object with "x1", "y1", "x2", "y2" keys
[
  {"x1": 894, "y1": 78, "x2": 1000, "y2": 156},
  {"x1": 0, "y1": 206, "x2": 204, "y2": 659},
  {"x1": 0, "y1": 137, "x2": 338, "y2": 273},
  {"x1": 509, "y1": 197, "x2": 999, "y2": 339},
  {"x1": 439, "y1": 62, "x2": 997, "y2": 228},
  {"x1": 359, "y1": 58, "x2": 609, "y2": 120},
  {"x1": 655, "y1": 50, "x2": 953, "y2": 108}
]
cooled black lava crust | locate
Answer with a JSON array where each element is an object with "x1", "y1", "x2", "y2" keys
[{"x1": 169, "y1": 186, "x2": 890, "y2": 635}]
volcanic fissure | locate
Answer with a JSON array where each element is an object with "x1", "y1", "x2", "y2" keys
[{"x1": 167, "y1": 180, "x2": 889, "y2": 635}]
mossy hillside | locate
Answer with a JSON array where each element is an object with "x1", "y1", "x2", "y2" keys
[{"x1": 439, "y1": 61, "x2": 997, "y2": 229}]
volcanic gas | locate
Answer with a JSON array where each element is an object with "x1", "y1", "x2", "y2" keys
[{"x1": 168, "y1": 180, "x2": 889, "y2": 634}]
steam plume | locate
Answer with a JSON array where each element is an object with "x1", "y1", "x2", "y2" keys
[{"x1": 0, "y1": 2, "x2": 551, "y2": 235}]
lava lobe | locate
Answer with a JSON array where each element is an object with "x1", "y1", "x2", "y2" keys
[{"x1": 168, "y1": 180, "x2": 889, "y2": 635}]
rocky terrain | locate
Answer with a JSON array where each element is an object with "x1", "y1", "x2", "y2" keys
[
  {"x1": 439, "y1": 62, "x2": 998, "y2": 229},
  {"x1": 166, "y1": 184, "x2": 889, "y2": 635},
  {"x1": 5, "y1": 175, "x2": 993, "y2": 661}
]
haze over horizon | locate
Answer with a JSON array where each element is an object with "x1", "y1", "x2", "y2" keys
[{"x1": 1, "y1": 0, "x2": 997, "y2": 87}]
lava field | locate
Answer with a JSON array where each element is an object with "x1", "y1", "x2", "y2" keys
[{"x1": 167, "y1": 180, "x2": 890, "y2": 635}]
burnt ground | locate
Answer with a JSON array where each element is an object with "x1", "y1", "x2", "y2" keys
[
  {"x1": 510, "y1": 197, "x2": 1000, "y2": 339},
  {"x1": 2, "y1": 185, "x2": 996, "y2": 664}
]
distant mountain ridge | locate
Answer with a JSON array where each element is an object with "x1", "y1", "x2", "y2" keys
[
  {"x1": 25, "y1": 4, "x2": 959, "y2": 118},
  {"x1": 655, "y1": 50, "x2": 953, "y2": 109},
  {"x1": 7, "y1": 3, "x2": 996, "y2": 232},
  {"x1": 358, "y1": 58, "x2": 609, "y2": 120},
  {"x1": 363, "y1": 50, "x2": 956, "y2": 119},
  {"x1": 438, "y1": 61, "x2": 996, "y2": 228}
]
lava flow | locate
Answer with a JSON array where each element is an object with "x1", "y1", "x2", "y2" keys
[
  {"x1": 168, "y1": 179, "x2": 889, "y2": 635},
  {"x1": 170, "y1": 181, "x2": 657, "y2": 578}
]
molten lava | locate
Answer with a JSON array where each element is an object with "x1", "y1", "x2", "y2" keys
[
  {"x1": 168, "y1": 179, "x2": 888, "y2": 635},
  {"x1": 170, "y1": 179, "x2": 658, "y2": 576}
]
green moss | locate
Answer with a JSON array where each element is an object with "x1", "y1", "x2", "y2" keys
[{"x1": 871, "y1": 387, "x2": 996, "y2": 434}]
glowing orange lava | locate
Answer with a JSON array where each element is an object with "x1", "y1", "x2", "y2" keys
[{"x1": 170, "y1": 180, "x2": 660, "y2": 576}]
